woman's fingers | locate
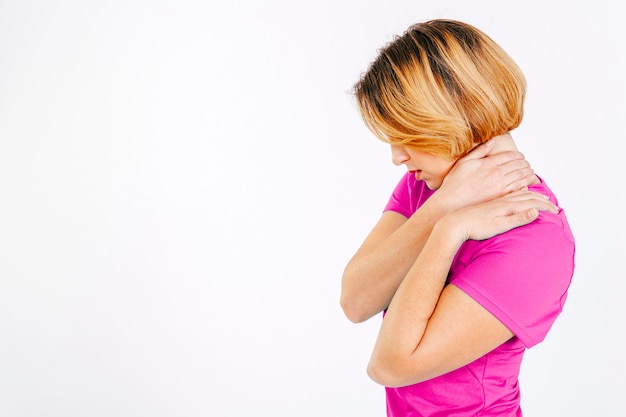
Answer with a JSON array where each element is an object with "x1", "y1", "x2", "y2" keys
[
  {"x1": 448, "y1": 190, "x2": 559, "y2": 242},
  {"x1": 459, "y1": 139, "x2": 496, "y2": 160},
  {"x1": 495, "y1": 157, "x2": 536, "y2": 192},
  {"x1": 490, "y1": 207, "x2": 540, "y2": 236},
  {"x1": 499, "y1": 189, "x2": 555, "y2": 204}
]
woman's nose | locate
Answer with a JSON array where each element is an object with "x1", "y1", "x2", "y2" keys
[{"x1": 390, "y1": 145, "x2": 409, "y2": 166}]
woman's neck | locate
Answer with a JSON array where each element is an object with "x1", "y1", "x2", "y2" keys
[{"x1": 490, "y1": 133, "x2": 518, "y2": 153}]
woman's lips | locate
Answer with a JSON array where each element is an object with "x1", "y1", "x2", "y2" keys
[{"x1": 413, "y1": 170, "x2": 422, "y2": 180}]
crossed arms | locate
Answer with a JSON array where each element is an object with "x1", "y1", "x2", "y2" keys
[{"x1": 340, "y1": 142, "x2": 558, "y2": 387}]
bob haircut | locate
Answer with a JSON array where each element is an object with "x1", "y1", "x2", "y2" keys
[{"x1": 354, "y1": 19, "x2": 526, "y2": 160}]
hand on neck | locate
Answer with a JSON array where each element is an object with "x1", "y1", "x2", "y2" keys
[{"x1": 490, "y1": 132, "x2": 540, "y2": 185}]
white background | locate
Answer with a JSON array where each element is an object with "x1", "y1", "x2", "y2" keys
[{"x1": 1, "y1": 1, "x2": 624, "y2": 416}]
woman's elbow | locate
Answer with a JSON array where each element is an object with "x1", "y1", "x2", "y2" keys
[
  {"x1": 340, "y1": 293, "x2": 370, "y2": 323},
  {"x1": 340, "y1": 267, "x2": 377, "y2": 323},
  {"x1": 367, "y1": 354, "x2": 427, "y2": 388},
  {"x1": 367, "y1": 355, "x2": 403, "y2": 387}
]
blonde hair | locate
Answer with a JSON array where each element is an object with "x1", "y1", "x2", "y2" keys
[{"x1": 354, "y1": 19, "x2": 526, "y2": 159}]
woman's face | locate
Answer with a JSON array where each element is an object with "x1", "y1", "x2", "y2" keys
[{"x1": 390, "y1": 144, "x2": 456, "y2": 190}]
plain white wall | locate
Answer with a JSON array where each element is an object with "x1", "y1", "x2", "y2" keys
[{"x1": 1, "y1": 1, "x2": 624, "y2": 416}]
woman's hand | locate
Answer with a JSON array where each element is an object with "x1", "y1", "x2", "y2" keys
[
  {"x1": 435, "y1": 139, "x2": 537, "y2": 212},
  {"x1": 440, "y1": 190, "x2": 559, "y2": 244}
]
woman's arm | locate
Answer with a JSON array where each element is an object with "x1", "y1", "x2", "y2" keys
[
  {"x1": 366, "y1": 191, "x2": 559, "y2": 387},
  {"x1": 340, "y1": 204, "x2": 443, "y2": 323},
  {"x1": 341, "y1": 142, "x2": 537, "y2": 323}
]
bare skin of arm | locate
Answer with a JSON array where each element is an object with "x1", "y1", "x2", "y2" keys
[
  {"x1": 340, "y1": 140, "x2": 538, "y2": 323},
  {"x1": 366, "y1": 191, "x2": 559, "y2": 387}
]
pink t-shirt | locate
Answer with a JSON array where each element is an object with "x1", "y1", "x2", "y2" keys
[{"x1": 383, "y1": 172, "x2": 575, "y2": 417}]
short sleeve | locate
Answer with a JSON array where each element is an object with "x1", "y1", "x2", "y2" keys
[
  {"x1": 449, "y1": 211, "x2": 575, "y2": 348},
  {"x1": 384, "y1": 172, "x2": 435, "y2": 218}
]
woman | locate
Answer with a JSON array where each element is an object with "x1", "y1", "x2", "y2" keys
[{"x1": 340, "y1": 19, "x2": 575, "y2": 416}]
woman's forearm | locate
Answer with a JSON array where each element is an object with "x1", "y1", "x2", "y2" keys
[
  {"x1": 367, "y1": 220, "x2": 463, "y2": 385},
  {"x1": 340, "y1": 196, "x2": 447, "y2": 323}
]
